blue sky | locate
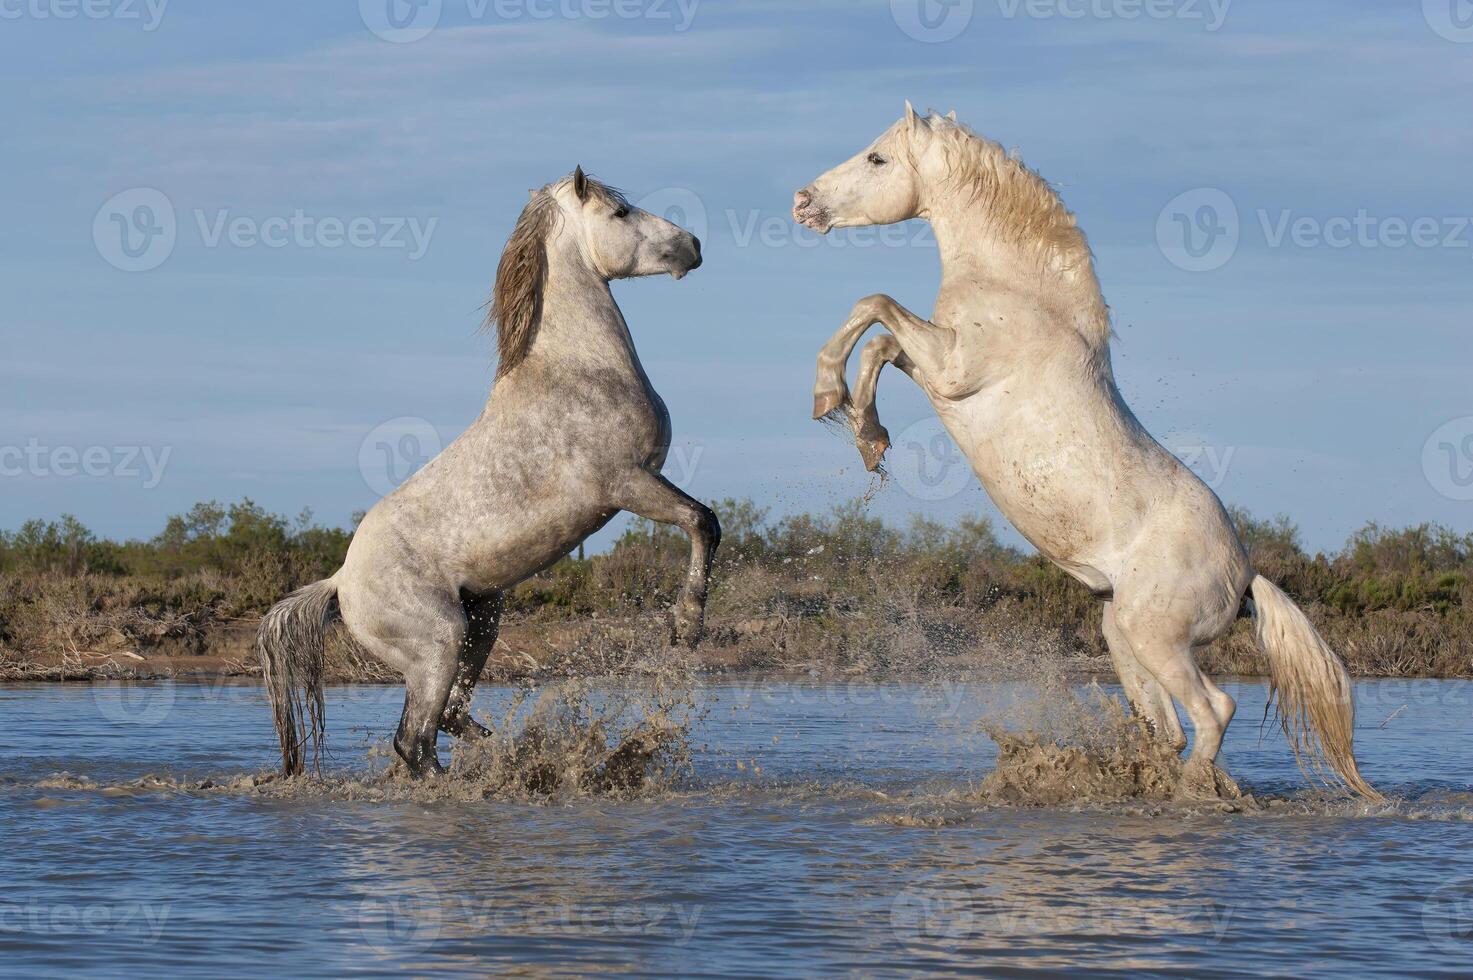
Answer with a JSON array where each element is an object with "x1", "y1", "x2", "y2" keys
[{"x1": 2, "y1": 0, "x2": 1471, "y2": 553}]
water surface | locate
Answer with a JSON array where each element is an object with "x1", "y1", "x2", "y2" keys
[{"x1": 2, "y1": 677, "x2": 1470, "y2": 977}]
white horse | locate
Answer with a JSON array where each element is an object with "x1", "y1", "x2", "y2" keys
[
  {"x1": 258, "y1": 167, "x2": 716, "y2": 777},
  {"x1": 793, "y1": 104, "x2": 1378, "y2": 798}
]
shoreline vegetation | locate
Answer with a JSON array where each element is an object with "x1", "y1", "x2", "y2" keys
[{"x1": 1, "y1": 498, "x2": 1470, "y2": 683}]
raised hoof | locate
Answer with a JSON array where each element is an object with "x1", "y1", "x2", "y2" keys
[
  {"x1": 856, "y1": 422, "x2": 890, "y2": 472},
  {"x1": 813, "y1": 390, "x2": 845, "y2": 419}
]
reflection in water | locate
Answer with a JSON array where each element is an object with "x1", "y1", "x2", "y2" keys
[{"x1": 1, "y1": 678, "x2": 1471, "y2": 975}]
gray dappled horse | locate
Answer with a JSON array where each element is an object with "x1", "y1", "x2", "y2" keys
[{"x1": 259, "y1": 168, "x2": 715, "y2": 777}]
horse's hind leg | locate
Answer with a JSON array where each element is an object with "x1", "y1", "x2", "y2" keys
[
  {"x1": 1102, "y1": 601, "x2": 1185, "y2": 751},
  {"x1": 848, "y1": 333, "x2": 920, "y2": 471},
  {"x1": 340, "y1": 583, "x2": 465, "y2": 777},
  {"x1": 440, "y1": 590, "x2": 504, "y2": 741},
  {"x1": 1112, "y1": 604, "x2": 1238, "y2": 796}
]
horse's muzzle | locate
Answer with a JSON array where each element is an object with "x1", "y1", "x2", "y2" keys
[{"x1": 791, "y1": 188, "x2": 831, "y2": 233}]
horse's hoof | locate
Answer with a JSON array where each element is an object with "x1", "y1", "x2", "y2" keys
[
  {"x1": 1174, "y1": 759, "x2": 1241, "y2": 801},
  {"x1": 670, "y1": 605, "x2": 706, "y2": 649},
  {"x1": 857, "y1": 422, "x2": 890, "y2": 471},
  {"x1": 813, "y1": 390, "x2": 845, "y2": 419}
]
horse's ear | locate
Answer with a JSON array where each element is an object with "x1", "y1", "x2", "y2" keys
[
  {"x1": 945, "y1": 109, "x2": 957, "y2": 122},
  {"x1": 903, "y1": 100, "x2": 918, "y2": 134},
  {"x1": 572, "y1": 165, "x2": 588, "y2": 201}
]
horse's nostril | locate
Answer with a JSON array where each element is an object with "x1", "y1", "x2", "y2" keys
[
  {"x1": 692, "y1": 236, "x2": 701, "y2": 255},
  {"x1": 794, "y1": 189, "x2": 812, "y2": 209}
]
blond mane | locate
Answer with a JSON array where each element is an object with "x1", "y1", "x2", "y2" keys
[
  {"x1": 484, "y1": 173, "x2": 629, "y2": 378},
  {"x1": 917, "y1": 115, "x2": 1111, "y2": 349}
]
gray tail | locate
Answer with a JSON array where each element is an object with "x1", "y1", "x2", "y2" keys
[{"x1": 257, "y1": 578, "x2": 337, "y2": 776}]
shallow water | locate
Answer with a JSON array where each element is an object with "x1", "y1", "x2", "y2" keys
[{"x1": 2, "y1": 677, "x2": 1471, "y2": 977}]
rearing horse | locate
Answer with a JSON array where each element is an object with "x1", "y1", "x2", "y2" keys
[
  {"x1": 259, "y1": 167, "x2": 716, "y2": 777},
  {"x1": 793, "y1": 105, "x2": 1377, "y2": 799}
]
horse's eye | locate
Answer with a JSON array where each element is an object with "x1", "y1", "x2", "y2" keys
[
  {"x1": 613, "y1": 207, "x2": 630, "y2": 219},
  {"x1": 867, "y1": 153, "x2": 887, "y2": 166}
]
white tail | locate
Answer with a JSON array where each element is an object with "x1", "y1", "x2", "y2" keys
[{"x1": 1249, "y1": 574, "x2": 1380, "y2": 800}]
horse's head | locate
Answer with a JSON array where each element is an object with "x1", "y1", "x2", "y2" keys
[
  {"x1": 793, "y1": 102, "x2": 951, "y2": 233},
  {"x1": 552, "y1": 166, "x2": 702, "y2": 281},
  {"x1": 488, "y1": 167, "x2": 702, "y2": 377}
]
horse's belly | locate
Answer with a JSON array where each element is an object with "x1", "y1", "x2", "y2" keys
[{"x1": 933, "y1": 401, "x2": 1121, "y2": 576}]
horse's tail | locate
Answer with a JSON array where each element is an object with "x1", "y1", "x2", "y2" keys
[
  {"x1": 257, "y1": 577, "x2": 337, "y2": 776},
  {"x1": 1248, "y1": 574, "x2": 1380, "y2": 800}
]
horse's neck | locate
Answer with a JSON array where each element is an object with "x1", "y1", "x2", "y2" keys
[
  {"x1": 928, "y1": 196, "x2": 1110, "y2": 365},
  {"x1": 535, "y1": 255, "x2": 643, "y2": 374}
]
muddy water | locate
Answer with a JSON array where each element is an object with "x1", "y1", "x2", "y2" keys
[{"x1": 2, "y1": 678, "x2": 1471, "y2": 977}]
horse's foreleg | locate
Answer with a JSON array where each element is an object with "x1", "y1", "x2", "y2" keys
[
  {"x1": 613, "y1": 471, "x2": 721, "y2": 647},
  {"x1": 813, "y1": 293, "x2": 955, "y2": 418},
  {"x1": 847, "y1": 333, "x2": 920, "y2": 471}
]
